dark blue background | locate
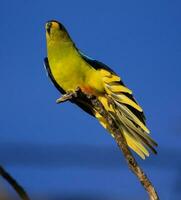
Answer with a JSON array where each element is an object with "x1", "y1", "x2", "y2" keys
[{"x1": 0, "y1": 0, "x2": 181, "y2": 199}]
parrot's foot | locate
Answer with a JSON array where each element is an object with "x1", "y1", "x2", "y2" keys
[
  {"x1": 56, "y1": 92, "x2": 76, "y2": 104},
  {"x1": 56, "y1": 88, "x2": 81, "y2": 104}
]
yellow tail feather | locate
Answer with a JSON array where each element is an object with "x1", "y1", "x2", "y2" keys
[{"x1": 95, "y1": 96, "x2": 156, "y2": 159}]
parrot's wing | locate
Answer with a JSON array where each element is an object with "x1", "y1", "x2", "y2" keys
[
  {"x1": 79, "y1": 51, "x2": 117, "y2": 73},
  {"x1": 80, "y1": 52, "x2": 146, "y2": 124},
  {"x1": 44, "y1": 57, "x2": 95, "y2": 116},
  {"x1": 80, "y1": 52, "x2": 157, "y2": 159}
]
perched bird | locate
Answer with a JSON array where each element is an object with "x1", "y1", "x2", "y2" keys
[{"x1": 44, "y1": 20, "x2": 157, "y2": 159}]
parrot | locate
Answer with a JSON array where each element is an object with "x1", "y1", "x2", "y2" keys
[{"x1": 44, "y1": 20, "x2": 157, "y2": 159}]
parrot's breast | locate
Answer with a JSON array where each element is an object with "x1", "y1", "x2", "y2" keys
[{"x1": 48, "y1": 48, "x2": 105, "y2": 95}]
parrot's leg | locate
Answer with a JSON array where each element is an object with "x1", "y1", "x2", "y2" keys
[
  {"x1": 56, "y1": 92, "x2": 77, "y2": 104},
  {"x1": 56, "y1": 87, "x2": 83, "y2": 104}
]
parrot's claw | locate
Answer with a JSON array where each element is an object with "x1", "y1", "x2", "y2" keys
[
  {"x1": 56, "y1": 92, "x2": 75, "y2": 104},
  {"x1": 56, "y1": 87, "x2": 95, "y2": 104},
  {"x1": 56, "y1": 88, "x2": 81, "y2": 104}
]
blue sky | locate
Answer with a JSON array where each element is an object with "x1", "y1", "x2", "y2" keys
[{"x1": 0, "y1": 0, "x2": 181, "y2": 199}]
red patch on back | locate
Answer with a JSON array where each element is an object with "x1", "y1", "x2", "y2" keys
[{"x1": 81, "y1": 86, "x2": 94, "y2": 95}]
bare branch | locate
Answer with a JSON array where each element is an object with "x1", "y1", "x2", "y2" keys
[
  {"x1": 0, "y1": 165, "x2": 31, "y2": 200},
  {"x1": 57, "y1": 88, "x2": 159, "y2": 200},
  {"x1": 56, "y1": 91, "x2": 77, "y2": 104}
]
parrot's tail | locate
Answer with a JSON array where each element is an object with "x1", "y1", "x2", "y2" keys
[
  {"x1": 95, "y1": 95, "x2": 157, "y2": 159},
  {"x1": 92, "y1": 69, "x2": 158, "y2": 159}
]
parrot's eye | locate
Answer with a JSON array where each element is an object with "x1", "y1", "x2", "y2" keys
[{"x1": 46, "y1": 22, "x2": 52, "y2": 34}]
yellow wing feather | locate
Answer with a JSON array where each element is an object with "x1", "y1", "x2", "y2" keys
[{"x1": 94, "y1": 68, "x2": 157, "y2": 159}]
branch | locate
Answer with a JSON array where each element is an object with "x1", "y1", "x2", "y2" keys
[
  {"x1": 56, "y1": 91, "x2": 77, "y2": 104},
  {"x1": 57, "y1": 88, "x2": 159, "y2": 200},
  {"x1": 0, "y1": 165, "x2": 30, "y2": 200}
]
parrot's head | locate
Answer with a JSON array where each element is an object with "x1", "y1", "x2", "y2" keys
[{"x1": 45, "y1": 20, "x2": 71, "y2": 44}]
